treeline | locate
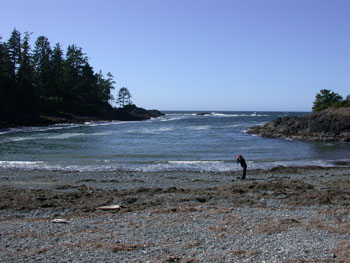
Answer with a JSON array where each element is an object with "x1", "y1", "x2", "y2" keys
[
  {"x1": 313, "y1": 89, "x2": 350, "y2": 112},
  {"x1": 0, "y1": 28, "x2": 115, "y2": 115}
]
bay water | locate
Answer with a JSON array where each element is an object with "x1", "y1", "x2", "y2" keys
[{"x1": 0, "y1": 111, "x2": 349, "y2": 172}]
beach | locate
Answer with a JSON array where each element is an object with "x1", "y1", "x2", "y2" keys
[{"x1": 1, "y1": 166, "x2": 350, "y2": 262}]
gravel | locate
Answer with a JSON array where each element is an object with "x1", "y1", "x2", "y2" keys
[{"x1": 1, "y1": 166, "x2": 350, "y2": 262}]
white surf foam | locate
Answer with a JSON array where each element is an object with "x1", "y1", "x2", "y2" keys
[
  {"x1": 160, "y1": 116, "x2": 188, "y2": 122},
  {"x1": 168, "y1": 160, "x2": 224, "y2": 164},
  {"x1": 0, "y1": 161, "x2": 44, "y2": 169},
  {"x1": 187, "y1": 125, "x2": 211, "y2": 131},
  {"x1": 44, "y1": 133, "x2": 85, "y2": 139},
  {"x1": 127, "y1": 127, "x2": 174, "y2": 134}
]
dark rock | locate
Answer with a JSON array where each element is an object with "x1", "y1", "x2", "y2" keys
[
  {"x1": 196, "y1": 112, "x2": 211, "y2": 116},
  {"x1": 119, "y1": 104, "x2": 164, "y2": 120},
  {"x1": 247, "y1": 107, "x2": 350, "y2": 142},
  {"x1": 125, "y1": 197, "x2": 138, "y2": 204},
  {"x1": 0, "y1": 105, "x2": 164, "y2": 129},
  {"x1": 195, "y1": 197, "x2": 207, "y2": 203}
]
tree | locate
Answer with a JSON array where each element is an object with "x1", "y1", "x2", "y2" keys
[
  {"x1": 33, "y1": 36, "x2": 52, "y2": 100},
  {"x1": 0, "y1": 29, "x2": 120, "y2": 118},
  {"x1": 0, "y1": 36, "x2": 14, "y2": 108},
  {"x1": 5, "y1": 28, "x2": 21, "y2": 104},
  {"x1": 17, "y1": 32, "x2": 36, "y2": 109},
  {"x1": 62, "y1": 44, "x2": 87, "y2": 111},
  {"x1": 96, "y1": 71, "x2": 115, "y2": 106},
  {"x1": 76, "y1": 61, "x2": 98, "y2": 112},
  {"x1": 117, "y1": 87, "x2": 132, "y2": 107},
  {"x1": 312, "y1": 89, "x2": 344, "y2": 112},
  {"x1": 49, "y1": 43, "x2": 65, "y2": 110},
  {"x1": 7, "y1": 28, "x2": 21, "y2": 77},
  {"x1": 346, "y1": 94, "x2": 350, "y2": 102}
]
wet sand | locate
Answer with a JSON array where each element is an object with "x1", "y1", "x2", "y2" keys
[{"x1": 1, "y1": 166, "x2": 350, "y2": 262}]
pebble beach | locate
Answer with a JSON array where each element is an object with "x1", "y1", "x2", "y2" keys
[{"x1": 1, "y1": 166, "x2": 350, "y2": 262}]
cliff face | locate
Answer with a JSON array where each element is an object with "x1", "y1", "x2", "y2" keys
[{"x1": 247, "y1": 108, "x2": 350, "y2": 142}]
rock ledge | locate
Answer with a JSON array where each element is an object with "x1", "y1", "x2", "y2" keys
[{"x1": 247, "y1": 107, "x2": 350, "y2": 142}]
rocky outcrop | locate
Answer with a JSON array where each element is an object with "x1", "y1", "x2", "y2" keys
[
  {"x1": 121, "y1": 105, "x2": 164, "y2": 120},
  {"x1": 0, "y1": 106, "x2": 164, "y2": 129},
  {"x1": 196, "y1": 112, "x2": 211, "y2": 116},
  {"x1": 247, "y1": 107, "x2": 350, "y2": 142}
]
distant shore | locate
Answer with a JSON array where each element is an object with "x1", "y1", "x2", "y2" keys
[
  {"x1": 0, "y1": 105, "x2": 164, "y2": 129},
  {"x1": 1, "y1": 166, "x2": 350, "y2": 262}
]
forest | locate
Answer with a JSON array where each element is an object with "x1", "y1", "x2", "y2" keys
[
  {"x1": 0, "y1": 29, "x2": 163, "y2": 128},
  {"x1": 0, "y1": 28, "x2": 115, "y2": 115}
]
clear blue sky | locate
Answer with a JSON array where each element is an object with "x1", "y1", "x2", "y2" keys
[{"x1": 1, "y1": 0, "x2": 349, "y2": 111}]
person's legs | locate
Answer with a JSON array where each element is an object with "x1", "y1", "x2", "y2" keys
[{"x1": 241, "y1": 167, "x2": 246, "y2": 180}]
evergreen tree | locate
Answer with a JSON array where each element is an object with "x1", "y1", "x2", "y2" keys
[
  {"x1": 346, "y1": 95, "x2": 350, "y2": 102},
  {"x1": 77, "y1": 61, "x2": 98, "y2": 112},
  {"x1": 33, "y1": 36, "x2": 52, "y2": 102},
  {"x1": 96, "y1": 71, "x2": 115, "y2": 107},
  {"x1": 63, "y1": 44, "x2": 87, "y2": 111},
  {"x1": 7, "y1": 28, "x2": 21, "y2": 77},
  {"x1": 312, "y1": 89, "x2": 344, "y2": 112},
  {"x1": 50, "y1": 43, "x2": 65, "y2": 110},
  {"x1": 0, "y1": 36, "x2": 14, "y2": 108},
  {"x1": 6, "y1": 28, "x2": 21, "y2": 102},
  {"x1": 117, "y1": 87, "x2": 132, "y2": 107},
  {"x1": 1, "y1": 29, "x2": 120, "y2": 118},
  {"x1": 17, "y1": 32, "x2": 36, "y2": 109}
]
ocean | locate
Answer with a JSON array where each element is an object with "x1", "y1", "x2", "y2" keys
[{"x1": 0, "y1": 111, "x2": 349, "y2": 172}]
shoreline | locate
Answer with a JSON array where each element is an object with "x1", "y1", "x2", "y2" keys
[
  {"x1": 1, "y1": 166, "x2": 350, "y2": 262},
  {"x1": 247, "y1": 107, "x2": 350, "y2": 142},
  {"x1": 0, "y1": 165, "x2": 348, "y2": 190},
  {"x1": 1, "y1": 158, "x2": 349, "y2": 174},
  {"x1": 0, "y1": 106, "x2": 165, "y2": 129}
]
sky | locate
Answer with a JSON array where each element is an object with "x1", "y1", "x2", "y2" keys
[{"x1": 1, "y1": 0, "x2": 349, "y2": 111}]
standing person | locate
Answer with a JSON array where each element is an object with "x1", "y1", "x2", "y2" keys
[{"x1": 236, "y1": 155, "x2": 247, "y2": 180}]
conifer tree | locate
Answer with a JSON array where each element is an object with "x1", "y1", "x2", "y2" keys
[
  {"x1": 78, "y1": 61, "x2": 98, "y2": 112},
  {"x1": 312, "y1": 89, "x2": 343, "y2": 112},
  {"x1": 63, "y1": 44, "x2": 88, "y2": 111},
  {"x1": 50, "y1": 43, "x2": 65, "y2": 110},
  {"x1": 0, "y1": 29, "x2": 118, "y2": 116},
  {"x1": 96, "y1": 71, "x2": 115, "y2": 106},
  {"x1": 0, "y1": 36, "x2": 14, "y2": 107},
  {"x1": 117, "y1": 87, "x2": 132, "y2": 107},
  {"x1": 7, "y1": 28, "x2": 21, "y2": 77},
  {"x1": 17, "y1": 32, "x2": 36, "y2": 109},
  {"x1": 33, "y1": 36, "x2": 52, "y2": 101}
]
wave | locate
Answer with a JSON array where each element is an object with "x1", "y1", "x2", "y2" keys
[
  {"x1": 0, "y1": 160, "x2": 115, "y2": 172},
  {"x1": 216, "y1": 112, "x2": 269, "y2": 117},
  {"x1": 165, "y1": 113, "x2": 196, "y2": 116},
  {"x1": 187, "y1": 125, "x2": 211, "y2": 131},
  {"x1": 160, "y1": 116, "x2": 189, "y2": 122},
  {"x1": 44, "y1": 133, "x2": 86, "y2": 139},
  {"x1": 0, "y1": 158, "x2": 343, "y2": 172},
  {"x1": 0, "y1": 161, "x2": 44, "y2": 169},
  {"x1": 0, "y1": 130, "x2": 15, "y2": 135},
  {"x1": 127, "y1": 127, "x2": 174, "y2": 134},
  {"x1": 0, "y1": 131, "x2": 114, "y2": 143},
  {"x1": 0, "y1": 137, "x2": 36, "y2": 143},
  {"x1": 0, "y1": 121, "x2": 125, "y2": 137},
  {"x1": 144, "y1": 127, "x2": 174, "y2": 134},
  {"x1": 84, "y1": 121, "x2": 118, "y2": 127},
  {"x1": 168, "y1": 160, "x2": 224, "y2": 164},
  {"x1": 83, "y1": 120, "x2": 142, "y2": 127},
  {"x1": 196, "y1": 112, "x2": 269, "y2": 118},
  {"x1": 160, "y1": 117, "x2": 184, "y2": 122}
]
